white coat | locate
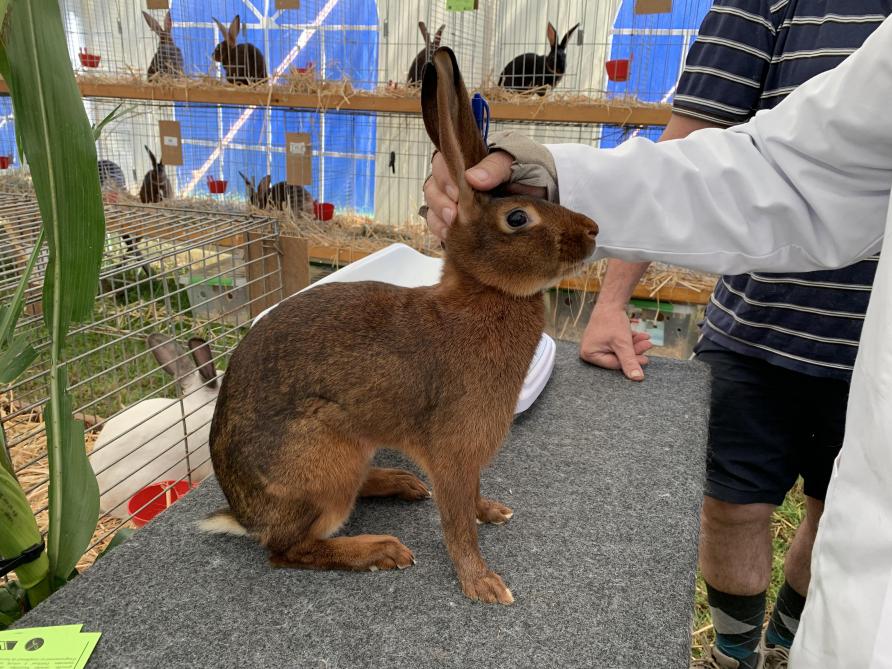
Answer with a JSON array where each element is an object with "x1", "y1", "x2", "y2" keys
[{"x1": 548, "y1": 15, "x2": 892, "y2": 669}]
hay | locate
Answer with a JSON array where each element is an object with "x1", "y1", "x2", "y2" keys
[
  {"x1": 2, "y1": 394, "x2": 124, "y2": 574},
  {"x1": 74, "y1": 70, "x2": 663, "y2": 117}
]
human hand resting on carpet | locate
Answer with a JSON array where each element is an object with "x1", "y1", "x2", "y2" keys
[{"x1": 422, "y1": 131, "x2": 555, "y2": 241}]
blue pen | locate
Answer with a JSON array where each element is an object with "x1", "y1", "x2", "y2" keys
[{"x1": 471, "y1": 92, "x2": 490, "y2": 143}]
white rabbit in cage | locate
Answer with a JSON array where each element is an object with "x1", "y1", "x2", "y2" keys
[{"x1": 89, "y1": 334, "x2": 221, "y2": 519}]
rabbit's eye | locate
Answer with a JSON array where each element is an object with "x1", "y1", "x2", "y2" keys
[{"x1": 506, "y1": 209, "x2": 529, "y2": 229}]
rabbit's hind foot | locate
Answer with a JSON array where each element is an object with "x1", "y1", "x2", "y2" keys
[
  {"x1": 359, "y1": 467, "x2": 431, "y2": 501},
  {"x1": 269, "y1": 534, "x2": 415, "y2": 572},
  {"x1": 475, "y1": 497, "x2": 514, "y2": 525}
]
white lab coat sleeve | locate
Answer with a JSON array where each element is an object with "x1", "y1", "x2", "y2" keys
[{"x1": 548, "y1": 16, "x2": 892, "y2": 275}]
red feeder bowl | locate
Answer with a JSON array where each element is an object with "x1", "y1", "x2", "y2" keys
[
  {"x1": 0, "y1": 156, "x2": 12, "y2": 170},
  {"x1": 128, "y1": 480, "x2": 196, "y2": 527},
  {"x1": 313, "y1": 201, "x2": 335, "y2": 221},
  {"x1": 207, "y1": 177, "x2": 228, "y2": 194},
  {"x1": 78, "y1": 50, "x2": 101, "y2": 68},
  {"x1": 605, "y1": 59, "x2": 631, "y2": 82}
]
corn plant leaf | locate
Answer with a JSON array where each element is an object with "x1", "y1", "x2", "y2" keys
[
  {"x1": 0, "y1": 228, "x2": 45, "y2": 350},
  {"x1": 44, "y1": 376, "x2": 98, "y2": 587},
  {"x1": 2, "y1": 0, "x2": 105, "y2": 339},
  {"x1": 0, "y1": 466, "x2": 49, "y2": 594},
  {"x1": 0, "y1": 338, "x2": 36, "y2": 384}
]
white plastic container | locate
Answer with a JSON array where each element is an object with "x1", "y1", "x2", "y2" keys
[{"x1": 253, "y1": 243, "x2": 556, "y2": 414}]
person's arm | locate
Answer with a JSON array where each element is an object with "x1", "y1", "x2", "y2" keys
[
  {"x1": 582, "y1": 115, "x2": 721, "y2": 379},
  {"x1": 549, "y1": 16, "x2": 892, "y2": 274}
]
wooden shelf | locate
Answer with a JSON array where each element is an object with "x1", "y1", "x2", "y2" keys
[
  {"x1": 308, "y1": 244, "x2": 713, "y2": 304},
  {"x1": 0, "y1": 79, "x2": 671, "y2": 126}
]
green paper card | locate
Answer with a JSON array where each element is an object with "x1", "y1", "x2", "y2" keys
[
  {"x1": 0, "y1": 625, "x2": 101, "y2": 668},
  {"x1": 447, "y1": 0, "x2": 478, "y2": 10}
]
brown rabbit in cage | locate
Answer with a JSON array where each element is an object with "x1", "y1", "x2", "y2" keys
[
  {"x1": 213, "y1": 15, "x2": 267, "y2": 85},
  {"x1": 202, "y1": 47, "x2": 598, "y2": 605},
  {"x1": 407, "y1": 21, "x2": 445, "y2": 85}
]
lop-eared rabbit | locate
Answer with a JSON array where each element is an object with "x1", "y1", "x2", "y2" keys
[{"x1": 204, "y1": 48, "x2": 597, "y2": 605}]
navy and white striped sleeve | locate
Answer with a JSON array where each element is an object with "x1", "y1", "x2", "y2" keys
[{"x1": 673, "y1": 0, "x2": 778, "y2": 126}]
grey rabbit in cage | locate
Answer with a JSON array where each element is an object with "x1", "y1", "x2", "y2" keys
[
  {"x1": 143, "y1": 10, "x2": 184, "y2": 78},
  {"x1": 240, "y1": 172, "x2": 314, "y2": 216},
  {"x1": 407, "y1": 22, "x2": 445, "y2": 85},
  {"x1": 499, "y1": 22, "x2": 580, "y2": 94},
  {"x1": 97, "y1": 159, "x2": 126, "y2": 192},
  {"x1": 213, "y1": 15, "x2": 268, "y2": 85}
]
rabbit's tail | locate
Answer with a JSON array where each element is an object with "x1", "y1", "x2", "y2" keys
[{"x1": 199, "y1": 508, "x2": 248, "y2": 537}]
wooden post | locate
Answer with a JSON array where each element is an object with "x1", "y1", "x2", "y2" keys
[
  {"x1": 245, "y1": 231, "x2": 281, "y2": 318},
  {"x1": 279, "y1": 234, "x2": 309, "y2": 298}
]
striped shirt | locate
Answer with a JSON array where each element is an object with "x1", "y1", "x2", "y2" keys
[{"x1": 675, "y1": 0, "x2": 891, "y2": 380}]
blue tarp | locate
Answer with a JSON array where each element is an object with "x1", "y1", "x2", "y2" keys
[
  {"x1": 170, "y1": 0, "x2": 378, "y2": 212},
  {"x1": 600, "y1": 0, "x2": 711, "y2": 147}
]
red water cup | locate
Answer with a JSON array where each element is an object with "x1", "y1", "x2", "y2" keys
[
  {"x1": 128, "y1": 480, "x2": 196, "y2": 527},
  {"x1": 605, "y1": 59, "x2": 631, "y2": 82},
  {"x1": 79, "y1": 49, "x2": 101, "y2": 68},
  {"x1": 207, "y1": 177, "x2": 228, "y2": 194},
  {"x1": 0, "y1": 156, "x2": 11, "y2": 169},
  {"x1": 313, "y1": 201, "x2": 335, "y2": 221}
]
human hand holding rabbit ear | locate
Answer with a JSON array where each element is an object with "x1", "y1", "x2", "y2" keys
[{"x1": 422, "y1": 131, "x2": 558, "y2": 241}]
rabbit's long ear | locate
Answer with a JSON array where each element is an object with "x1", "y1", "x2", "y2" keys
[
  {"x1": 188, "y1": 338, "x2": 218, "y2": 388},
  {"x1": 258, "y1": 175, "x2": 272, "y2": 195},
  {"x1": 213, "y1": 17, "x2": 227, "y2": 38},
  {"x1": 418, "y1": 21, "x2": 430, "y2": 46},
  {"x1": 147, "y1": 334, "x2": 194, "y2": 380},
  {"x1": 421, "y1": 47, "x2": 487, "y2": 216},
  {"x1": 433, "y1": 25, "x2": 446, "y2": 48},
  {"x1": 142, "y1": 11, "x2": 163, "y2": 35},
  {"x1": 164, "y1": 10, "x2": 173, "y2": 34},
  {"x1": 145, "y1": 146, "x2": 158, "y2": 170},
  {"x1": 238, "y1": 171, "x2": 254, "y2": 194},
  {"x1": 546, "y1": 22, "x2": 557, "y2": 48},
  {"x1": 560, "y1": 23, "x2": 580, "y2": 48},
  {"x1": 228, "y1": 15, "x2": 241, "y2": 46}
]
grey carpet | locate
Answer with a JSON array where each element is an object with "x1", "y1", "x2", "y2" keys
[{"x1": 16, "y1": 343, "x2": 710, "y2": 668}]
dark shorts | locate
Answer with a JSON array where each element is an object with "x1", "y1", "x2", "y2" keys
[{"x1": 695, "y1": 344, "x2": 850, "y2": 506}]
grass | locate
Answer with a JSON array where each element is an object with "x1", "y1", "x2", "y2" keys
[{"x1": 691, "y1": 481, "x2": 806, "y2": 658}]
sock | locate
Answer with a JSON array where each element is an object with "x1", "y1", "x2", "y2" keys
[
  {"x1": 766, "y1": 580, "x2": 806, "y2": 648},
  {"x1": 707, "y1": 583, "x2": 766, "y2": 669}
]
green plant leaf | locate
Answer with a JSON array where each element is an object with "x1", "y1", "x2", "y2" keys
[
  {"x1": 2, "y1": 0, "x2": 105, "y2": 339},
  {"x1": 0, "y1": 582, "x2": 25, "y2": 628},
  {"x1": 0, "y1": 339, "x2": 36, "y2": 384},
  {"x1": 0, "y1": 466, "x2": 50, "y2": 607},
  {"x1": 0, "y1": 228, "x2": 45, "y2": 350},
  {"x1": 44, "y1": 377, "x2": 99, "y2": 587}
]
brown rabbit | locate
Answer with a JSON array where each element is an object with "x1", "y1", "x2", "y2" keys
[{"x1": 203, "y1": 47, "x2": 598, "y2": 605}]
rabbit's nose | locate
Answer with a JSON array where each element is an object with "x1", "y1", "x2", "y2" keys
[{"x1": 586, "y1": 222, "x2": 599, "y2": 239}]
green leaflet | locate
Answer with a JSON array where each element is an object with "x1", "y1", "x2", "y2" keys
[
  {"x1": 0, "y1": 466, "x2": 50, "y2": 603},
  {"x1": 2, "y1": 0, "x2": 105, "y2": 337},
  {"x1": 44, "y1": 375, "x2": 99, "y2": 587}
]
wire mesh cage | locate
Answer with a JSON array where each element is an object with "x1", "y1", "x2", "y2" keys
[
  {"x1": 0, "y1": 189, "x2": 281, "y2": 565},
  {"x1": 52, "y1": 0, "x2": 712, "y2": 100}
]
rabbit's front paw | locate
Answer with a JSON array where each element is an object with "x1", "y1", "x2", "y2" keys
[
  {"x1": 476, "y1": 497, "x2": 514, "y2": 525},
  {"x1": 360, "y1": 468, "x2": 431, "y2": 501},
  {"x1": 461, "y1": 570, "x2": 514, "y2": 605}
]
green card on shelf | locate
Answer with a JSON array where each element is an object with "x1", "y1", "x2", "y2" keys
[
  {"x1": 0, "y1": 624, "x2": 101, "y2": 668},
  {"x1": 447, "y1": 0, "x2": 478, "y2": 10}
]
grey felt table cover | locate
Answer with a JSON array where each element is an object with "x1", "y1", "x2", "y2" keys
[{"x1": 16, "y1": 343, "x2": 710, "y2": 668}]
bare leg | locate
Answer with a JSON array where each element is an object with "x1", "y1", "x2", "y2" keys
[
  {"x1": 783, "y1": 496, "x2": 823, "y2": 596},
  {"x1": 699, "y1": 497, "x2": 774, "y2": 595}
]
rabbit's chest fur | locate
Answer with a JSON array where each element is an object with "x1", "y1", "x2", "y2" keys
[{"x1": 215, "y1": 280, "x2": 543, "y2": 454}]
